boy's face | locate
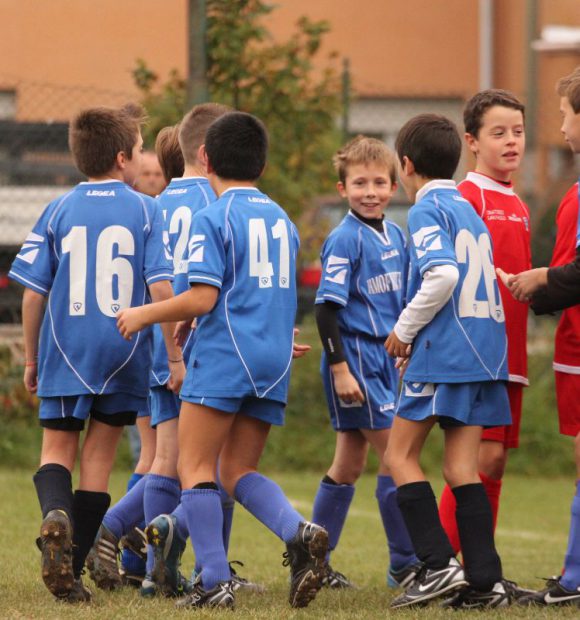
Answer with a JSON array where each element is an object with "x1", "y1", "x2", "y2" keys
[
  {"x1": 338, "y1": 162, "x2": 396, "y2": 219},
  {"x1": 465, "y1": 105, "x2": 525, "y2": 182},
  {"x1": 560, "y1": 96, "x2": 580, "y2": 153},
  {"x1": 122, "y1": 132, "x2": 144, "y2": 186}
]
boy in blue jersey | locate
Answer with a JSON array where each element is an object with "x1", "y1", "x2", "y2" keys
[
  {"x1": 117, "y1": 111, "x2": 329, "y2": 610},
  {"x1": 312, "y1": 136, "x2": 418, "y2": 589},
  {"x1": 9, "y1": 104, "x2": 185, "y2": 602},
  {"x1": 384, "y1": 114, "x2": 513, "y2": 609}
]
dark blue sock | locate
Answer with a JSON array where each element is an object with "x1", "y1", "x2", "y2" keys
[
  {"x1": 121, "y1": 473, "x2": 146, "y2": 576},
  {"x1": 143, "y1": 474, "x2": 181, "y2": 574},
  {"x1": 219, "y1": 484, "x2": 235, "y2": 554},
  {"x1": 312, "y1": 479, "x2": 355, "y2": 561},
  {"x1": 376, "y1": 475, "x2": 417, "y2": 570},
  {"x1": 561, "y1": 481, "x2": 580, "y2": 590},
  {"x1": 102, "y1": 474, "x2": 147, "y2": 539},
  {"x1": 182, "y1": 488, "x2": 230, "y2": 590},
  {"x1": 234, "y1": 472, "x2": 303, "y2": 543}
]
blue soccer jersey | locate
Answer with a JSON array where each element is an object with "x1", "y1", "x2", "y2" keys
[
  {"x1": 403, "y1": 180, "x2": 508, "y2": 383},
  {"x1": 180, "y1": 187, "x2": 299, "y2": 404},
  {"x1": 150, "y1": 177, "x2": 215, "y2": 387},
  {"x1": 9, "y1": 180, "x2": 172, "y2": 398},
  {"x1": 315, "y1": 211, "x2": 408, "y2": 338}
]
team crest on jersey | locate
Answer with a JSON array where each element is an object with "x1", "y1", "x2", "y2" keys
[
  {"x1": 325, "y1": 255, "x2": 349, "y2": 284},
  {"x1": 404, "y1": 382, "x2": 435, "y2": 397},
  {"x1": 412, "y1": 225, "x2": 442, "y2": 259},
  {"x1": 188, "y1": 235, "x2": 206, "y2": 263},
  {"x1": 16, "y1": 232, "x2": 44, "y2": 265}
]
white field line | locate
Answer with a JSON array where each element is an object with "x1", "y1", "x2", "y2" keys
[{"x1": 289, "y1": 498, "x2": 567, "y2": 544}]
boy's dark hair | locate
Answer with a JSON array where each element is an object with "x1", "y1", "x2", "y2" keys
[
  {"x1": 205, "y1": 112, "x2": 268, "y2": 181},
  {"x1": 69, "y1": 103, "x2": 145, "y2": 177},
  {"x1": 179, "y1": 102, "x2": 231, "y2": 165},
  {"x1": 156, "y1": 124, "x2": 185, "y2": 183},
  {"x1": 464, "y1": 89, "x2": 525, "y2": 137},
  {"x1": 557, "y1": 66, "x2": 580, "y2": 114},
  {"x1": 333, "y1": 135, "x2": 397, "y2": 184},
  {"x1": 395, "y1": 114, "x2": 461, "y2": 180}
]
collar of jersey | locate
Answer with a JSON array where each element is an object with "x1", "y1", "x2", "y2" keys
[
  {"x1": 220, "y1": 186, "x2": 260, "y2": 196},
  {"x1": 168, "y1": 176, "x2": 209, "y2": 186},
  {"x1": 464, "y1": 171, "x2": 515, "y2": 196},
  {"x1": 78, "y1": 180, "x2": 124, "y2": 186},
  {"x1": 347, "y1": 210, "x2": 391, "y2": 245},
  {"x1": 415, "y1": 179, "x2": 456, "y2": 203}
]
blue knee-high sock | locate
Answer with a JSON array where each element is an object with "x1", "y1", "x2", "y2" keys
[
  {"x1": 561, "y1": 481, "x2": 580, "y2": 590},
  {"x1": 219, "y1": 484, "x2": 235, "y2": 554},
  {"x1": 182, "y1": 488, "x2": 230, "y2": 590},
  {"x1": 143, "y1": 474, "x2": 181, "y2": 574},
  {"x1": 234, "y1": 472, "x2": 303, "y2": 543},
  {"x1": 376, "y1": 475, "x2": 417, "y2": 571},
  {"x1": 172, "y1": 502, "x2": 199, "y2": 574},
  {"x1": 102, "y1": 474, "x2": 147, "y2": 539},
  {"x1": 312, "y1": 479, "x2": 355, "y2": 561},
  {"x1": 121, "y1": 473, "x2": 146, "y2": 576}
]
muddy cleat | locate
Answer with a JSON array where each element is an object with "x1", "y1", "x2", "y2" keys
[
  {"x1": 86, "y1": 524, "x2": 122, "y2": 590},
  {"x1": 59, "y1": 578, "x2": 92, "y2": 603},
  {"x1": 517, "y1": 577, "x2": 580, "y2": 606},
  {"x1": 441, "y1": 579, "x2": 515, "y2": 609},
  {"x1": 39, "y1": 509, "x2": 74, "y2": 598},
  {"x1": 175, "y1": 577, "x2": 235, "y2": 609},
  {"x1": 283, "y1": 521, "x2": 329, "y2": 608},
  {"x1": 390, "y1": 557, "x2": 467, "y2": 609},
  {"x1": 120, "y1": 568, "x2": 144, "y2": 588},
  {"x1": 387, "y1": 560, "x2": 424, "y2": 589},
  {"x1": 120, "y1": 526, "x2": 147, "y2": 562},
  {"x1": 321, "y1": 565, "x2": 355, "y2": 589},
  {"x1": 140, "y1": 574, "x2": 157, "y2": 598},
  {"x1": 229, "y1": 560, "x2": 266, "y2": 593}
]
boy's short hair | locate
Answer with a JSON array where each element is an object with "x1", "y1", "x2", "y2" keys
[
  {"x1": 179, "y1": 102, "x2": 231, "y2": 166},
  {"x1": 155, "y1": 124, "x2": 185, "y2": 183},
  {"x1": 557, "y1": 66, "x2": 580, "y2": 114},
  {"x1": 463, "y1": 89, "x2": 525, "y2": 137},
  {"x1": 69, "y1": 103, "x2": 145, "y2": 177},
  {"x1": 395, "y1": 114, "x2": 462, "y2": 180},
  {"x1": 205, "y1": 112, "x2": 268, "y2": 181},
  {"x1": 333, "y1": 135, "x2": 397, "y2": 184}
]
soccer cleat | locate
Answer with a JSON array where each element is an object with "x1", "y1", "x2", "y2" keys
[
  {"x1": 85, "y1": 523, "x2": 122, "y2": 590},
  {"x1": 119, "y1": 568, "x2": 145, "y2": 588},
  {"x1": 146, "y1": 514, "x2": 191, "y2": 597},
  {"x1": 59, "y1": 578, "x2": 92, "y2": 603},
  {"x1": 517, "y1": 576, "x2": 580, "y2": 606},
  {"x1": 387, "y1": 560, "x2": 424, "y2": 589},
  {"x1": 321, "y1": 565, "x2": 355, "y2": 589},
  {"x1": 39, "y1": 509, "x2": 74, "y2": 598},
  {"x1": 139, "y1": 574, "x2": 157, "y2": 598},
  {"x1": 282, "y1": 521, "x2": 329, "y2": 608},
  {"x1": 120, "y1": 526, "x2": 147, "y2": 562},
  {"x1": 175, "y1": 577, "x2": 235, "y2": 609},
  {"x1": 441, "y1": 579, "x2": 515, "y2": 609},
  {"x1": 390, "y1": 557, "x2": 468, "y2": 608},
  {"x1": 229, "y1": 560, "x2": 266, "y2": 593}
]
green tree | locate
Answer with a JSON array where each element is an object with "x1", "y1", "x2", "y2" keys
[{"x1": 132, "y1": 0, "x2": 342, "y2": 221}]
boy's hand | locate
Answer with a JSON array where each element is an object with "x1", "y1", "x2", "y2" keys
[
  {"x1": 331, "y1": 362, "x2": 365, "y2": 404},
  {"x1": 23, "y1": 363, "x2": 38, "y2": 393},
  {"x1": 292, "y1": 327, "x2": 311, "y2": 359},
  {"x1": 385, "y1": 331, "x2": 412, "y2": 359},
  {"x1": 167, "y1": 359, "x2": 186, "y2": 394},
  {"x1": 395, "y1": 355, "x2": 410, "y2": 379},
  {"x1": 117, "y1": 307, "x2": 146, "y2": 340},
  {"x1": 173, "y1": 320, "x2": 193, "y2": 348},
  {"x1": 507, "y1": 267, "x2": 549, "y2": 302}
]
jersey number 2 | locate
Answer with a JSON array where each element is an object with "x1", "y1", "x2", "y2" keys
[
  {"x1": 62, "y1": 225, "x2": 134, "y2": 317},
  {"x1": 248, "y1": 218, "x2": 290, "y2": 288}
]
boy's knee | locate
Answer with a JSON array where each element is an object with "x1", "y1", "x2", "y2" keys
[{"x1": 443, "y1": 461, "x2": 479, "y2": 488}]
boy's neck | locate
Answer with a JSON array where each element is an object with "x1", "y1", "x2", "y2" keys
[
  {"x1": 88, "y1": 171, "x2": 124, "y2": 183},
  {"x1": 183, "y1": 163, "x2": 206, "y2": 178},
  {"x1": 212, "y1": 177, "x2": 257, "y2": 197},
  {"x1": 474, "y1": 164, "x2": 512, "y2": 184}
]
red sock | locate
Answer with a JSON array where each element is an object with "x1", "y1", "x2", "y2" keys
[
  {"x1": 479, "y1": 471, "x2": 502, "y2": 532},
  {"x1": 438, "y1": 483, "x2": 461, "y2": 553}
]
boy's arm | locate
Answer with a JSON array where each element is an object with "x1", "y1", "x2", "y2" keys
[
  {"x1": 22, "y1": 288, "x2": 45, "y2": 393},
  {"x1": 117, "y1": 284, "x2": 218, "y2": 340},
  {"x1": 530, "y1": 248, "x2": 580, "y2": 313}
]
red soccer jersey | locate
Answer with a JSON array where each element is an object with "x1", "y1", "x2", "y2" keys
[
  {"x1": 552, "y1": 182, "x2": 580, "y2": 373},
  {"x1": 459, "y1": 172, "x2": 531, "y2": 384}
]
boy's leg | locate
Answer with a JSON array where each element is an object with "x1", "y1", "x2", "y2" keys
[{"x1": 560, "y1": 433, "x2": 580, "y2": 591}]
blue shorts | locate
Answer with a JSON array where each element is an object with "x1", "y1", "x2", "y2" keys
[
  {"x1": 321, "y1": 334, "x2": 398, "y2": 431},
  {"x1": 396, "y1": 381, "x2": 511, "y2": 428},
  {"x1": 150, "y1": 386, "x2": 180, "y2": 427},
  {"x1": 39, "y1": 393, "x2": 147, "y2": 430},
  {"x1": 182, "y1": 395, "x2": 285, "y2": 426}
]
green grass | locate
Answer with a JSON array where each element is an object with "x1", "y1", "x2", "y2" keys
[{"x1": 0, "y1": 468, "x2": 579, "y2": 619}]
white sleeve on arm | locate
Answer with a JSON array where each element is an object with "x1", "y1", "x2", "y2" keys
[{"x1": 394, "y1": 264, "x2": 459, "y2": 344}]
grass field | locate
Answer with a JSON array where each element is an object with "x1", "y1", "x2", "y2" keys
[{"x1": 1, "y1": 468, "x2": 578, "y2": 619}]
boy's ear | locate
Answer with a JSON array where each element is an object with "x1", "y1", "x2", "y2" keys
[
  {"x1": 337, "y1": 181, "x2": 347, "y2": 197},
  {"x1": 116, "y1": 150, "x2": 127, "y2": 170},
  {"x1": 200, "y1": 145, "x2": 213, "y2": 174},
  {"x1": 402, "y1": 156, "x2": 415, "y2": 176},
  {"x1": 465, "y1": 132, "x2": 478, "y2": 155}
]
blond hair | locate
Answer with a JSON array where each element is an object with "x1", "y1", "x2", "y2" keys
[
  {"x1": 155, "y1": 124, "x2": 184, "y2": 183},
  {"x1": 178, "y1": 102, "x2": 231, "y2": 165},
  {"x1": 333, "y1": 135, "x2": 397, "y2": 184}
]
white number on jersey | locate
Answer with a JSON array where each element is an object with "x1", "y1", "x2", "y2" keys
[
  {"x1": 61, "y1": 225, "x2": 135, "y2": 317},
  {"x1": 455, "y1": 229, "x2": 504, "y2": 322},
  {"x1": 169, "y1": 206, "x2": 192, "y2": 274},
  {"x1": 248, "y1": 218, "x2": 290, "y2": 288}
]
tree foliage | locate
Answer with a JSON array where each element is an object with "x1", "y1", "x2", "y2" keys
[{"x1": 132, "y1": 0, "x2": 342, "y2": 220}]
